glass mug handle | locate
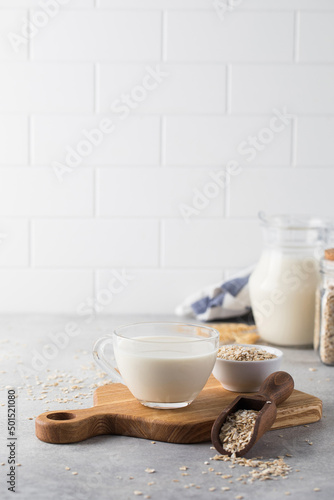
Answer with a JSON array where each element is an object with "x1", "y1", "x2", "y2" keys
[{"x1": 93, "y1": 336, "x2": 125, "y2": 385}]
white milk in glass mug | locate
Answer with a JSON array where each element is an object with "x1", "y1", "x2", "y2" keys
[{"x1": 93, "y1": 322, "x2": 219, "y2": 409}]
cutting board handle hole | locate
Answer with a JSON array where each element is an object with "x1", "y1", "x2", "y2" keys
[{"x1": 46, "y1": 412, "x2": 75, "y2": 421}]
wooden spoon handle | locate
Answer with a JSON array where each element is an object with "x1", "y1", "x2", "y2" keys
[
  {"x1": 258, "y1": 371, "x2": 294, "y2": 406},
  {"x1": 35, "y1": 407, "x2": 115, "y2": 444}
]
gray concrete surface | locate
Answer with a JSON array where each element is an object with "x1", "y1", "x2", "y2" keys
[{"x1": 0, "y1": 315, "x2": 333, "y2": 500}]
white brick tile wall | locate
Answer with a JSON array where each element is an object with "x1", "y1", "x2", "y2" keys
[
  {"x1": 165, "y1": 12, "x2": 294, "y2": 62},
  {"x1": 0, "y1": 10, "x2": 28, "y2": 60},
  {"x1": 0, "y1": 0, "x2": 333, "y2": 314},
  {"x1": 162, "y1": 219, "x2": 262, "y2": 268},
  {"x1": 0, "y1": 167, "x2": 93, "y2": 216},
  {"x1": 97, "y1": 167, "x2": 224, "y2": 217},
  {"x1": 231, "y1": 66, "x2": 334, "y2": 114},
  {"x1": 0, "y1": 270, "x2": 93, "y2": 314},
  {"x1": 97, "y1": 0, "x2": 214, "y2": 8},
  {"x1": 229, "y1": 168, "x2": 334, "y2": 217},
  {"x1": 97, "y1": 0, "x2": 334, "y2": 8},
  {"x1": 0, "y1": 63, "x2": 94, "y2": 113},
  {"x1": 0, "y1": 1, "x2": 94, "y2": 6},
  {"x1": 1, "y1": 0, "x2": 332, "y2": 10},
  {"x1": 32, "y1": 219, "x2": 159, "y2": 268},
  {"x1": 96, "y1": 269, "x2": 223, "y2": 315},
  {"x1": 296, "y1": 117, "x2": 334, "y2": 166},
  {"x1": 32, "y1": 115, "x2": 160, "y2": 166},
  {"x1": 0, "y1": 116, "x2": 28, "y2": 164},
  {"x1": 31, "y1": 11, "x2": 161, "y2": 61},
  {"x1": 97, "y1": 64, "x2": 226, "y2": 114},
  {"x1": 0, "y1": 219, "x2": 29, "y2": 267},
  {"x1": 299, "y1": 13, "x2": 334, "y2": 62},
  {"x1": 164, "y1": 116, "x2": 292, "y2": 166},
  {"x1": 236, "y1": 0, "x2": 334, "y2": 9}
]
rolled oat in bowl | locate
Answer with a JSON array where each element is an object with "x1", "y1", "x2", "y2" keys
[
  {"x1": 217, "y1": 345, "x2": 277, "y2": 361},
  {"x1": 213, "y1": 344, "x2": 282, "y2": 392}
]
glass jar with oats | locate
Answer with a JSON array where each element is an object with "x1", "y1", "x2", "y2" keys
[{"x1": 317, "y1": 249, "x2": 334, "y2": 366}]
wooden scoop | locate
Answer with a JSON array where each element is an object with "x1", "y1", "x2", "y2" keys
[{"x1": 211, "y1": 371, "x2": 294, "y2": 457}]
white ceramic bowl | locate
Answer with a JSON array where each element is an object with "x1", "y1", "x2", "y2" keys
[{"x1": 212, "y1": 344, "x2": 283, "y2": 392}]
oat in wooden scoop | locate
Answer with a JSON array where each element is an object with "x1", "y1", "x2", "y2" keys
[{"x1": 219, "y1": 409, "x2": 259, "y2": 456}]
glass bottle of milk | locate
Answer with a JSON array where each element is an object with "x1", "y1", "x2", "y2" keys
[{"x1": 249, "y1": 213, "x2": 332, "y2": 346}]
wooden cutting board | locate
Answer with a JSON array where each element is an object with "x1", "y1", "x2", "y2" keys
[{"x1": 35, "y1": 375, "x2": 322, "y2": 444}]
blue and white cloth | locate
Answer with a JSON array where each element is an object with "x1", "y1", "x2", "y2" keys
[{"x1": 175, "y1": 267, "x2": 254, "y2": 322}]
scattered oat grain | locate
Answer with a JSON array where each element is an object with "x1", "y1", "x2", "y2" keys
[{"x1": 212, "y1": 454, "x2": 291, "y2": 482}]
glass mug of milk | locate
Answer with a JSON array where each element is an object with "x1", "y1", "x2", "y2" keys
[{"x1": 93, "y1": 322, "x2": 219, "y2": 409}]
